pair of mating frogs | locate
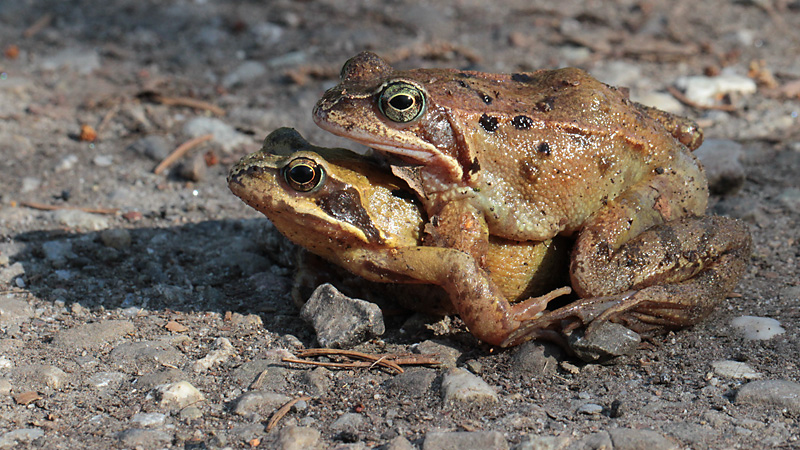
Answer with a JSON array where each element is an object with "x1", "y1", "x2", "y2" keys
[{"x1": 228, "y1": 52, "x2": 751, "y2": 350}]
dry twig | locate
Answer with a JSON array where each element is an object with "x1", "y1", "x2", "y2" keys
[
  {"x1": 283, "y1": 348, "x2": 440, "y2": 374},
  {"x1": 667, "y1": 86, "x2": 738, "y2": 112},
  {"x1": 153, "y1": 134, "x2": 213, "y2": 175},
  {"x1": 266, "y1": 395, "x2": 311, "y2": 432},
  {"x1": 15, "y1": 201, "x2": 118, "y2": 215},
  {"x1": 138, "y1": 91, "x2": 225, "y2": 116},
  {"x1": 23, "y1": 13, "x2": 53, "y2": 38}
]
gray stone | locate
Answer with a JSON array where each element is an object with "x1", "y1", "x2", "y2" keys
[
  {"x1": 423, "y1": 431, "x2": 508, "y2": 450},
  {"x1": 512, "y1": 341, "x2": 564, "y2": 376},
  {"x1": 99, "y1": 228, "x2": 132, "y2": 250},
  {"x1": 695, "y1": 139, "x2": 746, "y2": 195},
  {"x1": 330, "y1": 412, "x2": 365, "y2": 437},
  {"x1": 131, "y1": 412, "x2": 167, "y2": 427},
  {"x1": 414, "y1": 340, "x2": 461, "y2": 369},
  {"x1": 0, "y1": 379, "x2": 12, "y2": 396},
  {"x1": 300, "y1": 367, "x2": 331, "y2": 397},
  {"x1": 117, "y1": 428, "x2": 172, "y2": 448},
  {"x1": 576, "y1": 403, "x2": 603, "y2": 415},
  {"x1": 156, "y1": 381, "x2": 205, "y2": 409},
  {"x1": 128, "y1": 135, "x2": 171, "y2": 161},
  {"x1": 441, "y1": 368, "x2": 497, "y2": 404},
  {"x1": 52, "y1": 320, "x2": 135, "y2": 351},
  {"x1": 136, "y1": 368, "x2": 185, "y2": 390},
  {"x1": 300, "y1": 283, "x2": 385, "y2": 349},
  {"x1": 608, "y1": 428, "x2": 679, "y2": 450},
  {"x1": 193, "y1": 337, "x2": 235, "y2": 372},
  {"x1": 0, "y1": 428, "x2": 45, "y2": 449},
  {"x1": 568, "y1": 432, "x2": 612, "y2": 450},
  {"x1": 222, "y1": 61, "x2": 267, "y2": 88},
  {"x1": 41, "y1": 240, "x2": 75, "y2": 266},
  {"x1": 0, "y1": 263, "x2": 24, "y2": 286},
  {"x1": 52, "y1": 209, "x2": 109, "y2": 231},
  {"x1": 183, "y1": 117, "x2": 251, "y2": 152},
  {"x1": 778, "y1": 187, "x2": 800, "y2": 214},
  {"x1": 735, "y1": 379, "x2": 800, "y2": 413},
  {"x1": 12, "y1": 364, "x2": 69, "y2": 390},
  {"x1": 384, "y1": 367, "x2": 437, "y2": 398},
  {"x1": 231, "y1": 359, "x2": 287, "y2": 390},
  {"x1": 513, "y1": 435, "x2": 570, "y2": 450},
  {"x1": 179, "y1": 405, "x2": 203, "y2": 421},
  {"x1": 0, "y1": 297, "x2": 33, "y2": 326},
  {"x1": 111, "y1": 339, "x2": 184, "y2": 368},
  {"x1": 711, "y1": 360, "x2": 762, "y2": 379},
  {"x1": 675, "y1": 73, "x2": 756, "y2": 107},
  {"x1": 730, "y1": 316, "x2": 785, "y2": 340},
  {"x1": 232, "y1": 390, "x2": 291, "y2": 416},
  {"x1": 568, "y1": 322, "x2": 641, "y2": 362},
  {"x1": 383, "y1": 435, "x2": 417, "y2": 450},
  {"x1": 277, "y1": 425, "x2": 321, "y2": 450},
  {"x1": 39, "y1": 47, "x2": 100, "y2": 74},
  {"x1": 178, "y1": 153, "x2": 207, "y2": 182},
  {"x1": 87, "y1": 371, "x2": 127, "y2": 389}
]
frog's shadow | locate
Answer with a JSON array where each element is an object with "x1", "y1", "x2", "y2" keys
[{"x1": 9, "y1": 218, "x2": 472, "y2": 346}]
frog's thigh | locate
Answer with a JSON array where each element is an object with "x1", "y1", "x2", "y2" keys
[{"x1": 570, "y1": 215, "x2": 751, "y2": 332}]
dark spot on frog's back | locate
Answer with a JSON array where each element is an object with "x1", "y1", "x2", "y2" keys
[
  {"x1": 479, "y1": 92, "x2": 493, "y2": 104},
  {"x1": 511, "y1": 73, "x2": 533, "y2": 83},
  {"x1": 534, "y1": 96, "x2": 555, "y2": 113},
  {"x1": 520, "y1": 160, "x2": 540, "y2": 184},
  {"x1": 316, "y1": 187, "x2": 382, "y2": 243},
  {"x1": 512, "y1": 115, "x2": 533, "y2": 130},
  {"x1": 479, "y1": 114, "x2": 499, "y2": 132},
  {"x1": 537, "y1": 142, "x2": 551, "y2": 156}
]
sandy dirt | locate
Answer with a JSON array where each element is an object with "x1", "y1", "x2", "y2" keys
[{"x1": 0, "y1": 1, "x2": 799, "y2": 449}]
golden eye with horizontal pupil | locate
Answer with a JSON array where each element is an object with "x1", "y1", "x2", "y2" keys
[
  {"x1": 283, "y1": 157, "x2": 325, "y2": 192},
  {"x1": 378, "y1": 82, "x2": 425, "y2": 123}
]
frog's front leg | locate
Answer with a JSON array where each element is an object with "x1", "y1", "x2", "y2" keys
[{"x1": 354, "y1": 246, "x2": 570, "y2": 346}]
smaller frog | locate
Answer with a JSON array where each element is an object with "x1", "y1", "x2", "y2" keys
[{"x1": 228, "y1": 128, "x2": 571, "y2": 346}]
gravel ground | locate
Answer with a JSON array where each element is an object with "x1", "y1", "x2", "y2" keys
[{"x1": 1, "y1": 1, "x2": 799, "y2": 449}]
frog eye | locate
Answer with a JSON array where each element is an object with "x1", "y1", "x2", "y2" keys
[
  {"x1": 378, "y1": 82, "x2": 425, "y2": 123},
  {"x1": 283, "y1": 157, "x2": 325, "y2": 192}
]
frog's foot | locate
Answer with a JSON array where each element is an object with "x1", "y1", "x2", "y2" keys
[{"x1": 511, "y1": 286, "x2": 572, "y2": 321}]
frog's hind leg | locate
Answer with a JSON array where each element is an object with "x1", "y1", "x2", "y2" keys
[{"x1": 568, "y1": 215, "x2": 751, "y2": 335}]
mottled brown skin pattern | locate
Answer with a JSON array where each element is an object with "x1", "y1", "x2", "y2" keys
[
  {"x1": 313, "y1": 52, "x2": 752, "y2": 347},
  {"x1": 228, "y1": 129, "x2": 571, "y2": 345}
]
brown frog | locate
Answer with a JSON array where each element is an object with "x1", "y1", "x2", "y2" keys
[
  {"x1": 228, "y1": 128, "x2": 571, "y2": 344},
  {"x1": 313, "y1": 52, "x2": 751, "y2": 345}
]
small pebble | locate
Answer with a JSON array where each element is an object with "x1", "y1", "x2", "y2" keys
[
  {"x1": 735, "y1": 379, "x2": 800, "y2": 413},
  {"x1": 52, "y1": 319, "x2": 135, "y2": 351},
  {"x1": 300, "y1": 283, "x2": 385, "y2": 349},
  {"x1": 568, "y1": 322, "x2": 641, "y2": 361},
  {"x1": 55, "y1": 154, "x2": 79, "y2": 172},
  {"x1": 93, "y1": 155, "x2": 113, "y2": 167},
  {"x1": 277, "y1": 426, "x2": 321, "y2": 450},
  {"x1": 695, "y1": 139, "x2": 746, "y2": 195},
  {"x1": 222, "y1": 60, "x2": 267, "y2": 88},
  {"x1": 423, "y1": 431, "x2": 509, "y2": 450},
  {"x1": 413, "y1": 340, "x2": 461, "y2": 369},
  {"x1": 12, "y1": 364, "x2": 69, "y2": 390},
  {"x1": 156, "y1": 381, "x2": 204, "y2": 409},
  {"x1": 52, "y1": 209, "x2": 109, "y2": 231},
  {"x1": 0, "y1": 379, "x2": 12, "y2": 396},
  {"x1": 38, "y1": 47, "x2": 101, "y2": 74},
  {"x1": 675, "y1": 73, "x2": 756, "y2": 106},
  {"x1": 117, "y1": 428, "x2": 172, "y2": 448},
  {"x1": 513, "y1": 435, "x2": 571, "y2": 450},
  {"x1": 99, "y1": 229, "x2": 132, "y2": 250},
  {"x1": 441, "y1": 368, "x2": 498, "y2": 404},
  {"x1": 20, "y1": 177, "x2": 41, "y2": 193},
  {"x1": 183, "y1": 117, "x2": 250, "y2": 152},
  {"x1": 179, "y1": 405, "x2": 203, "y2": 421},
  {"x1": 577, "y1": 403, "x2": 604, "y2": 415},
  {"x1": 511, "y1": 340, "x2": 563, "y2": 376},
  {"x1": 87, "y1": 371, "x2": 127, "y2": 389},
  {"x1": 193, "y1": 337, "x2": 235, "y2": 372},
  {"x1": 730, "y1": 316, "x2": 785, "y2": 340},
  {"x1": 0, "y1": 428, "x2": 45, "y2": 448},
  {"x1": 128, "y1": 135, "x2": 170, "y2": 161},
  {"x1": 178, "y1": 153, "x2": 207, "y2": 182},
  {"x1": 711, "y1": 360, "x2": 762, "y2": 380},
  {"x1": 608, "y1": 428, "x2": 679, "y2": 450},
  {"x1": 0, "y1": 297, "x2": 33, "y2": 326},
  {"x1": 131, "y1": 412, "x2": 167, "y2": 427},
  {"x1": 231, "y1": 390, "x2": 290, "y2": 416}
]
